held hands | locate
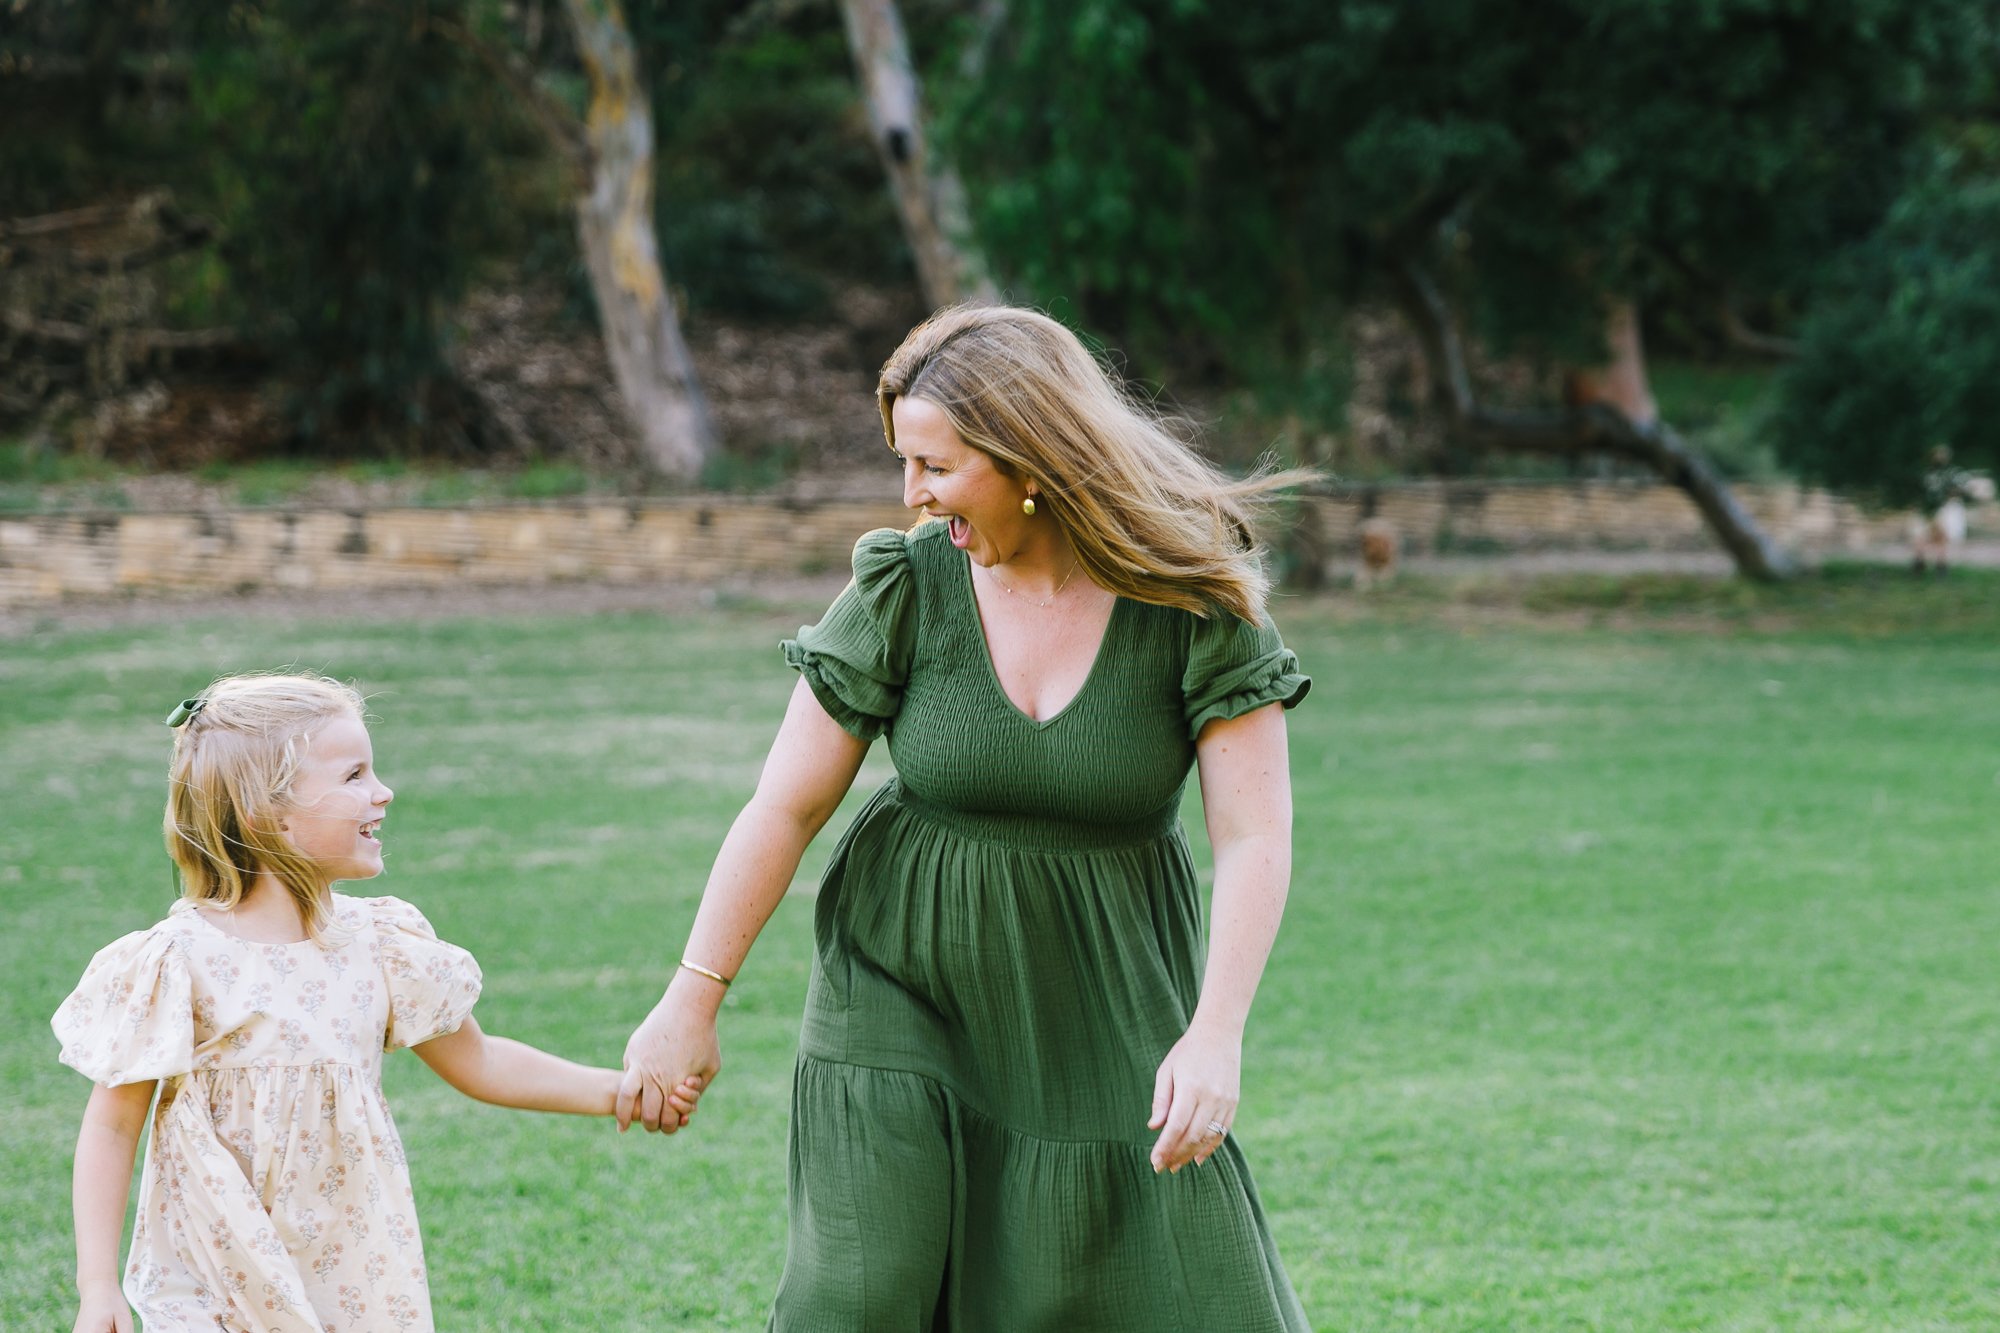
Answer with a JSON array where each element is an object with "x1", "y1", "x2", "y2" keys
[
  {"x1": 616, "y1": 974, "x2": 724, "y2": 1134},
  {"x1": 73, "y1": 1280, "x2": 131, "y2": 1333},
  {"x1": 1148, "y1": 1014, "x2": 1242, "y2": 1174}
]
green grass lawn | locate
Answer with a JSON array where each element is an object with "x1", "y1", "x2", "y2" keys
[{"x1": 4, "y1": 573, "x2": 1997, "y2": 1329}]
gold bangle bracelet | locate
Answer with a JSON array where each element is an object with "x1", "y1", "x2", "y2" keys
[{"x1": 679, "y1": 958, "x2": 732, "y2": 988}]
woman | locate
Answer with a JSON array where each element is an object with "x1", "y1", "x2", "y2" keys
[{"x1": 619, "y1": 305, "x2": 1313, "y2": 1330}]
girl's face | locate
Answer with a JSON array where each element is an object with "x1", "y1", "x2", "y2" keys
[
  {"x1": 892, "y1": 396, "x2": 1036, "y2": 568},
  {"x1": 282, "y1": 713, "x2": 393, "y2": 883}
]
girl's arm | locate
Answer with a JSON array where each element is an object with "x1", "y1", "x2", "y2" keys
[
  {"x1": 413, "y1": 1015, "x2": 676, "y2": 1118},
  {"x1": 73, "y1": 1079, "x2": 154, "y2": 1333},
  {"x1": 1148, "y1": 702, "x2": 1295, "y2": 1174},
  {"x1": 616, "y1": 677, "x2": 871, "y2": 1133}
]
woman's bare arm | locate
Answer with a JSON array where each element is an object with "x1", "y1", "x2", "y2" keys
[
  {"x1": 1148, "y1": 702, "x2": 1294, "y2": 1172},
  {"x1": 616, "y1": 678, "x2": 871, "y2": 1132}
]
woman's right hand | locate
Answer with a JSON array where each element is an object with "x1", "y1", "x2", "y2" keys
[
  {"x1": 73, "y1": 1280, "x2": 131, "y2": 1333},
  {"x1": 616, "y1": 974, "x2": 725, "y2": 1134}
]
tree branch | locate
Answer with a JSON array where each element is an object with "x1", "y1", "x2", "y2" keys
[
  {"x1": 1391, "y1": 254, "x2": 1477, "y2": 417},
  {"x1": 420, "y1": 14, "x2": 589, "y2": 179},
  {"x1": 1392, "y1": 253, "x2": 1795, "y2": 581},
  {"x1": 0, "y1": 202, "x2": 133, "y2": 239},
  {"x1": 1652, "y1": 244, "x2": 1800, "y2": 360},
  {"x1": 1, "y1": 207, "x2": 216, "y2": 274},
  {"x1": 1718, "y1": 300, "x2": 1800, "y2": 359},
  {"x1": 2, "y1": 310, "x2": 252, "y2": 360}
]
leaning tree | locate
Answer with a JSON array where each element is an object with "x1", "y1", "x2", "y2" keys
[
  {"x1": 837, "y1": 0, "x2": 997, "y2": 308},
  {"x1": 432, "y1": 0, "x2": 720, "y2": 477},
  {"x1": 951, "y1": 0, "x2": 1995, "y2": 579}
]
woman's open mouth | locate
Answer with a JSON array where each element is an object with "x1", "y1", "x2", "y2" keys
[{"x1": 947, "y1": 515, "x2": 970, "y2": 548}]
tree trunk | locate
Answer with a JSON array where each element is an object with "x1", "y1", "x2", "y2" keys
[
  {"x1": 839, "y1": 0, "x2": 998, "y2": 309},
  {"x1": 1564, "y1": 301, "x2": 1658, "y2": 427},
  {"x1": 561, "y1": 0, "x2": 716, "y2": 478},
  {"x1": 1394, "y1": 259, "x2": 1795, "y2": 581}
]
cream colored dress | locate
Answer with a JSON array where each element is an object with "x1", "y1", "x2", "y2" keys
[{"x1": 53, "y1": 894, "x2": 481, "y2": 1332}]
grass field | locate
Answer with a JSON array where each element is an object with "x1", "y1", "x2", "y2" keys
[{"x1": 4, "y1": 570, "x2": 1997, "y2": 1330}]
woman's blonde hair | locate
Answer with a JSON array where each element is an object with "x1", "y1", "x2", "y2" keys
[
  {"x1": 163, "y1": 671, "x2": 368, "y2": 940},
  {"x1": 878, "y1": 304, "x2": 1311, "y2": 621}
]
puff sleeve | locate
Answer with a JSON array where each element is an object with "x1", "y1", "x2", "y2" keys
[
  {"x1": 1182, "y1": 608, "x2": 1312, "y2": 741},
  {"x1": 781, "y1": 528, "x2": 917, "y2": 741},
  {"x1": 52, "y1": 928, "x2": 196, "y2": 1086},
  {"x1": 368, "y1": 896, "x2": 483, "y2": 1051}
]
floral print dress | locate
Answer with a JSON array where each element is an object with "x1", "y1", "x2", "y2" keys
[{"x1": 53, "y1": 894, "x2": 482, "y2": 1332}]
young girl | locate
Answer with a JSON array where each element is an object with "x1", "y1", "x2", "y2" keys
[{"x1": 54, "y1": 672, "x2": 698, "y2": 1333}]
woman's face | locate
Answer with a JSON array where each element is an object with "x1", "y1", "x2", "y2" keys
[{"x1": 892, "y1": 396, "x2": 1035, "y2": 567}]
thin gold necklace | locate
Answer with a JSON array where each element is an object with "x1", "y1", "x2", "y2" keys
[{"x1": 985, "y1": 559, "x2": 1080, "y2": 608}]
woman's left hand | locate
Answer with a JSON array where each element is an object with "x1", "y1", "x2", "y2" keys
[{"x1": 1147, "y1": 1015, "x2": 1242, "y2": 1173}]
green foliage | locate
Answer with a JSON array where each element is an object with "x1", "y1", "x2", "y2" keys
[
  {"x1": 1649, "y1": 360, "x2": 1783, "y2": 481},
  {"x1": 213, "y1": 458, "x2": 324, "y2": 507},
  {"x1": 950, "y1": 0, "x2": 1996, "y2": 405},
  {"x1": 13, "y1": 0, "x2": 1999, "y2": 489},
  {"x1": 0, "y1": 436, "x2": 129, "y2": 511},
  {"x1": 943, "y1": 0, "x2": 1296, "y2": 364},
  {"x1": 0, "y1": 1, "x2": 191, "y2": 213},
  {"x1": 1772, "y1": 171, "x2": 2000, "y2": 505},
  {"x1": 3, "y1": 2, "x2": 561, "y2": 459},
  {"x1": 0, "y1": 436, "x2": 114, "y2": 488},
  {"x1": 186, "y1": 3, "x2": 506, "y2": 452},
  {"x1": 635, "y1": 5, "x2": 910, "y2": 318},
  {"x1": 503, "y1": 461, "x2": 592, "y2": 500},
  {"x1": 699, "y1": 440, "x2": 804, "y2": 493}
]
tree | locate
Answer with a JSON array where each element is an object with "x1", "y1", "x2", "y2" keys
[
  {"x1": 1771, "y1": 170, "x2": 2000, "y2": 507},
  {"x1": 0, "y1": 0, "x2": 523, "y2": 454},
  {"x1": 444, "y1": 1, "x2": 718, "y2": 477},
  {"x1": 188, "y1": 2, "x2": 504, "y2": 451},
  {"x1": 633, "y1": 3, "x2": 914, "y2": 320},
  {"x1": 838, "y1": 0, "x2": 996, "y2": 308},
  {"x1": 950, "y1": 0, "x2": 1997, "y2": 579},
  {"x1": 559, "y1": 0, "x2": 718, "y2": 477}
]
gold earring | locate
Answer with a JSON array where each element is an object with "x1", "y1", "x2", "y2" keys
[{"x1": 1022, "y1": 496, "x2": 1037, "y2": 516}]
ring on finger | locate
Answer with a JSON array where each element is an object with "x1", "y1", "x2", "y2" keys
[{"x1": 1205, "y1": 1119, "x2": 1229, "y2": 1139}]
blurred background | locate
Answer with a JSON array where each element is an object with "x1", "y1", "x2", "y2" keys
[{"x1": 3, "y1": 0, "x2": 1995, "y2": 553}]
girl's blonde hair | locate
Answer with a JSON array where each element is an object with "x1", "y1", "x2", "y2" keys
[
  {"x1": 163, "y1": 671, "x2": 367, "y2": 940},
  {"x1": 878, "y1": 304, "x2": 1312, "y2": 622}
]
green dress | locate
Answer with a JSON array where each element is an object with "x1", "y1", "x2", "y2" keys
[{"x1": 773, "y1": 522, "x2": 1312, "y2": 1332}]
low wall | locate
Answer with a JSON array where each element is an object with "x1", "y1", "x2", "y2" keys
[
  {"x1": 0, "y1": 481, "x2": 1922, "y2": 607},
  {"x1": 0, "y1": 496, "x2": 914, "y2": 606},
  {"x1": 1298, "y1": 479, "x2": 1913, "y2": 557}
]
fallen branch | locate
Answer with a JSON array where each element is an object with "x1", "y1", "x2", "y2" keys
[
  {"x1": 0, "y1": 201, "x2": 132, "y2": 238},
  {"x1": 1, "y1": 193, "x2": 219, "y2": 273},
  {"x1": 2, "y1": 310, "x2": 256, "y2": 362}
]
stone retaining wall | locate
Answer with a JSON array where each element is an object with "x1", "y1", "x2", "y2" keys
[
  {"x1": 0, "y1": 481, "x2": 1927, "y2": 606},
  {"x1": 0, "y1": 497, "x2": 914, "y2": 606},
  {"x1": 1297, "y1": 480, "x2": 1915, "y2": 557}
]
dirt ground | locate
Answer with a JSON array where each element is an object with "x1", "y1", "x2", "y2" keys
[{"x1": 9, "y1": 540, "x2": 1995, "y2": 642}]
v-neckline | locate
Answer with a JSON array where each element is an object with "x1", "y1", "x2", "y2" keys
[{"x1": 958, "y1": 550, "x2": 1124, "y2": 729}]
